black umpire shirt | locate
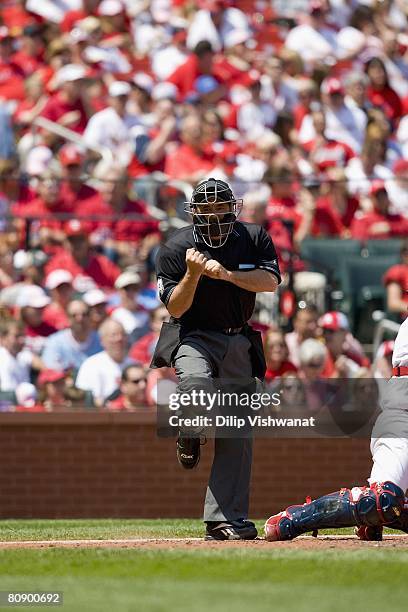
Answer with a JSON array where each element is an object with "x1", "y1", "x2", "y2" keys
[{"x1": 155, "y1": 221, "x2": 281, "y2": 331}]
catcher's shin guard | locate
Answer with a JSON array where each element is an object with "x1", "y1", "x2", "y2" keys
[
  {"x1": 357, "y1": 496, "x2": 408, "y2": 540},
  {"x1": 265, "y1": 482, "x2": 404, "y2": 541}
]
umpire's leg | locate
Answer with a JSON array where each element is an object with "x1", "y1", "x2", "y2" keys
[{"x1": 204, "y1": 333, "x2": 253, "y2": 522}]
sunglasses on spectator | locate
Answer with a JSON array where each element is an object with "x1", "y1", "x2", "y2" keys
[
  {"x1": 268, "y1": 342, "x2": 286, "y2": 348},
  {"x1": 126, "y1": 377, "x2": 146, "y2": 384}
]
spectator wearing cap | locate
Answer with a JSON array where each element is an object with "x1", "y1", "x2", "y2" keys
[
  {"x1": 84, "y1": 81, "x2": 138, "y2": 166},
  {"x1": 164, "y1": 114, "x2": 216, "y2": 183},
  {"x1": 105, "y1": 364, "x2": 148, "y2": 411},
  {"x1": 129, "y1": 305, "x2": 169, "y2": 366},
  {"x1": 43, "y1": 269, "x2": 74, "y2": 330},
  {"x1": 11, "y1": 24, "x2": 45, "y2": 77},
  {"x1": 40, "y1": 64, "x2": 90, "y2": 133},
  {"x1": 350, "y1": 181, "x2": 408, "y2": 240},
  {"x1": 365, "y1": 57, "x2": 403, "y2": 125},
  {"x1": 320, "y1": 78, "x2": 367, "y2": 154},
  {"x1": 83, "y1": 288, "x2": 108, "y2": 330},
  {"x1": 17, "y1": 285, "x2": 57, "y2": 356},
  {"x1": 383, "y1": 240, "x2": 408, "y2": 321},
  {"x1": 264, "y1": 329, "x2": 297, "y2": 382},
  {"x1": 90, "y1": 163, "x2": 160, "y2": 257},
  {"x1": 111, "y1": 270, "x2": 149, "y2": 342},
  {"x1": 293, "y1": 79, "x2": 318, "y2": 135},
  {"x1": 385, "y1": 159, "x2": 408, "y2": 217},
  {"x1": 37, "y1": 369, "x2": 70, "y2": 411},
  {"x1": 76, "y1": 318, "x2": 134, "y2": 405},
  {"x1": 58, "y1": 144, "x2": 101, "y2": 214},
  {"x1": 0, "y1": 320, "x2": 30, "y2": 391},
  {"x1": 0, "y1": 27, "x2": 25, "y2": 102},
  {"x1": 45, "y1": 219, "x2": 120, "y2": 290},
  {"x1": 42, "y1": 299, "x2": 102, "y2": 371},
  {"x1": 284, "y1": 1, "x2": 338, "y2": 68},
  {"x1": 318, "y1": 311, "x2": 362, "y2": 378},
  {"x1": 285, "y1": 305, "x2": 319, "y2": 368},
  {"x1": 0, "y1": 249, "x2": 48, "y2": 308}
]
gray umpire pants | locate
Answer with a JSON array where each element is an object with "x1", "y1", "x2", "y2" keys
[{"x1": 172, "y1": 330, "x2": 253, "y2": 523}]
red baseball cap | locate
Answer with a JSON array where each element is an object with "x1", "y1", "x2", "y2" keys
[
  {"x1": 64, "y1": 219, "x2": 91, "y2": 237},
  {"x1": 38, "y1": 369, "x2": 66, "y2": 385},
  {"x1": 393, "y1": 158, "x2": 408, "y2": 175},
  {"x1": 370, "y1": 179, "x2": 386, "y2": 195},
  {"x1": 59, "y1": 144, "x2": 83, "y2": 166},
  {"x1": 318, "y1": 311, "x2": 349, "y2": 331},
  {"x1": 321, "y1": 77, "x2": 344, "y2": 96}
]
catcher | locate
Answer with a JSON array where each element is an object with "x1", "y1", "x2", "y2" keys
[{"x1": 265, "y1": 316, "x2": 408, "y2": 541}]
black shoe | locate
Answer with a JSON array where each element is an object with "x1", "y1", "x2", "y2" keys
[
  {"x1": 205, "y1": 519, "x2": 258, "y2": 541},
  {"x1": 176, "y1": 435, "x2": 202, "y2": 469}
]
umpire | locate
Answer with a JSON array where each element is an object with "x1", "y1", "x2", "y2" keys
[{"x1": 151, "y1": 178, "x2": 281, "y2": 540}]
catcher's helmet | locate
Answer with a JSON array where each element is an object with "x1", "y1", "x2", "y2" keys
[{"x1": 184, "y1": 178, "x2": 242, "y2": 248}]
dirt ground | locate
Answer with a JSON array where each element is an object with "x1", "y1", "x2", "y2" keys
[{"x1": 1, "y1": 535, "x2": 408, "y2": 550}]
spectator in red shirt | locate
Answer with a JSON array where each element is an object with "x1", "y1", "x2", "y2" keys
[
  {"x1": 365, "y1": 56, "x2": 403, "y2": 125},
  {"x1": 164, "y1": 113, "x2": 216, "y2": 183},
  {"x1": 350, "y1": 180, "x2": 408, "y2": 240},
  {"x1": 318, "y1": 168, "x2": 359, "y2": 230},
  {"x1": 58, "y1": 144, "x2": 101, "y2": 214},
  {"x1": 0, "y1": 28, "x2": 25, "y2": 102},
  {"x1": 264, "y1": 329, "x2": 297, "y2": 382},
  {"x1": 302, "y1": 109, "x2": 355, "y2": 173},
  {"x1": 11, "y1": 24, "x2": 45, "y2": 77},
  {"x1": 43, "y1": 269, "x2": 74, "y2": 330},
  {"x1": 318, "y1": 311, "x2": 363, "y2": 378},
  {"x1": 129, "y1": 306, "x2": 169, "y2": 366},
  {"x1": 105, "y1": 364, "x2": 148, "y2": 411},
  {"x1": 383, "y1": 240, "x2": 408, "y2": 320},
  {"x1": 37, "y1": 369, "x2": 71, "y2": 412},
  {"x1": 40, "y1": 64, "x2": 90, "y2": 134},
  {"x1": 90, "y1": 164, "x2": 160, "y2": 258},
  {"x1": 12, "y1": 170, "x2": 73, "y2": 247},
  {"x1": 293, "y1": 79, "x2": 318, "y2": 132},
  {"x1": 168, "y1": 40, "x2": 223, "y2": 102},
  {"x1": 17, "y1": 285, "x2": 57, "y2": 357},
  {"x1": 45, "y1": 220, "x2": 120, "y2": 291}
]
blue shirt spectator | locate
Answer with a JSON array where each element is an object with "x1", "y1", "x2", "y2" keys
[{"x1": 41, "y1": 300, "x2": 102, "y2": 371}]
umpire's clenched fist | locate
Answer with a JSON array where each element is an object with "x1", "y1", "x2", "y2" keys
[{"x1": 186, "y1": 248, "x2": 207, "y2": 277}]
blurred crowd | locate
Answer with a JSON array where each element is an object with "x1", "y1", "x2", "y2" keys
[{"x1": 0, "y1": 0, "x2": 407, "y2": 410}]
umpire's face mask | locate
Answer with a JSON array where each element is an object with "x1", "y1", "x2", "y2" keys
[{"x1": 185, "y1": 180, "x2": 242, "y2": 248}]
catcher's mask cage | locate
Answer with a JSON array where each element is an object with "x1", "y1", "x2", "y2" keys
[{"x1": 184, "y1": 178, "x2": 243, "y2": 248}]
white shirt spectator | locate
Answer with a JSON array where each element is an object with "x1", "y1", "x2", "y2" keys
[
  {"x1": 26, "y1": 0, "x2": 80, "y2": 23},
  {"x1": 0, "y1": 346, "x2": 30, "y2": 391},
  {"x1": 325, "y1": 104, "x2": 367, "y2": 153},
  {"x1": 396, "y1": 116, "x2": 408, "y2": 158},
  {"x1": 285, "y1": 24, "x2": 338, "y2": 66},
  {"x1": 152, "y1": 45, "x2": 188, "y2": 80},
  {"x1": 187, "y1": 8, "x2": 250, "y2": 52},
  {"x1": 84, "y1": 107, "x2": 139, "y2": 166},
  {"x1": 345, "y1": 157, "x2": 393, "y2": 196},
  {"x1": 385, "y1": 178, "x2": 408, "y2": 217},
  {"x1": 237, "y1": 102, "x2": 277, "y2": 141},
  {"x1": 76, "y1": 351, "x2": 134, "y2": 403}
]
